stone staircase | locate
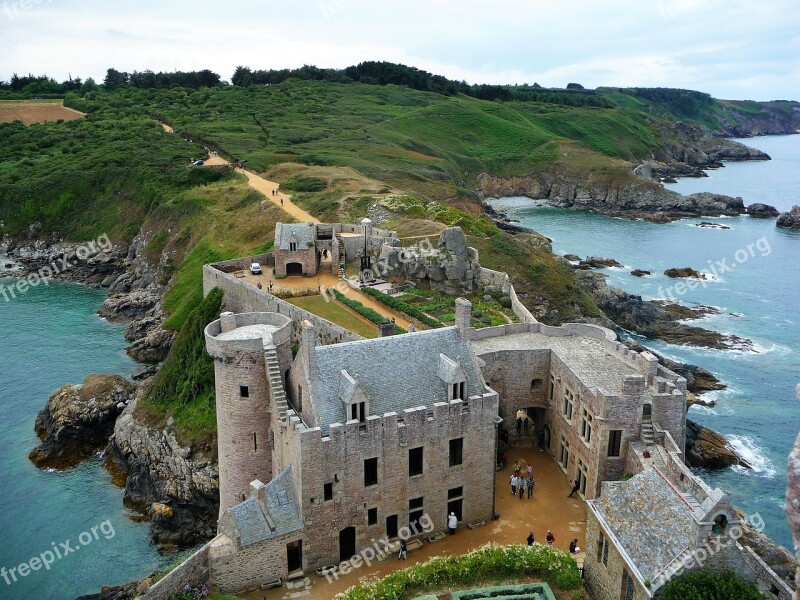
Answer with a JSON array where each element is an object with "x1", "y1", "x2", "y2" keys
[
  {"x1": 264, "y1": 347, "x2": 289, "y2": 425},
  {"x1": 641, "y1": 422, "x2": 656, "y2": 445},
  {"x1": 284, "y1": 575, "x2": 312, "y2": 598},
  {"x1": 681, "y1": 492, "x2": 703, "y2": 512}
]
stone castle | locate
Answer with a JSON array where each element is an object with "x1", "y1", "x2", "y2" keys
[{"x1": 140, "y1": 223, "x2": 792, "y2": 599}]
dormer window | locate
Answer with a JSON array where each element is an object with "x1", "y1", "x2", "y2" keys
[
  {"x1": 340, "y1": 370, "x2": 369, "y2": 423},
  {"x1": 438, "y1": 354, "x2": 467, "y2": 402},
  {"x1": 289, "y1": 241, "x2": 298, "y2": 252}
]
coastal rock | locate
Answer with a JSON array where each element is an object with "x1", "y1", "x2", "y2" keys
[
  {"x1": 75, "y1": 581, "x2": 138, "y2": 600},
  {"x1": 696, "y1": 221, "x2": 731, "y2": 229},
  {"x1": 97, "y1": 288, "x2": 160, "y2": 323},
  {"x1": 746, "y1": 203, "x2": 780, "y2": 218},
  {"x1": 631, "y1": 269, "x2": 651, "y2": 277},
  {"x1": 664, "y1": 267, "x2": 707, "y2": 279},
  {"x1": 576, "y1": 270, "x2": 752, "y2": 350},
  {"x1": 685, "y1": 420, "x2": 749, "y2": 469},
  {"x1": 29, "y1": 374, "x2": 137, "y2": 470},
  {"x1": 577, "y1": 256, "x2": 623, "y2": 269},
  {"x1": 108, "y1": 398, "x2": 219, "y2": 546},
  {"x1": 777, "y1": 205, "x2": 800, "y2": 230},
  {"x1": 127, "y1": 328, "x2": 176, "y2": 363},
  {"x1": 563, "y1": 253, "x2": 580, "y2": 262}
]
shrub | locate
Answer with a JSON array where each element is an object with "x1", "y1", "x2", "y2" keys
[
  {"x1": 281, "y1": 174, "x2": 326, "y2": 192},
  {"x1": 335, "y1": 543, "x2": 581, "y2": 599},
  {"x1": 360, "y1": 287, "x2": 442, "y2": 328},
  {"x1": 330, "y1": 289, "x2": 406, "y2": 333},
  {"x1": 499, "y1": 296, "x2": 513, "y2": 308},
  {"x1": 659, "y1": 570, "x2": 762, "y2": 600}
]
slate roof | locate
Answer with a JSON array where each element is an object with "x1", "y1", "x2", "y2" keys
[
  {"x1": 227, "y1": 467, "x2": 303, "y2": 547},
  {"x1": 591, "y1": 468, "x2": 695, "y2": 581},
  {"x1": 312, "y1": 327, "x2": 486, "y2": 430},
  {"x1": 276, "y1": 222, "x2": 315, "y2": 250}
]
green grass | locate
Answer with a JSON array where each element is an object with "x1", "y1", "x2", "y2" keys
[{"x1": 287, "y1": 295, "x2": 378, "y2": 338}]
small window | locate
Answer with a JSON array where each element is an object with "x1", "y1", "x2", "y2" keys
[
  {"x1": 324, "y1": 482, "x2": 333, "y2": 501},
  {"x1": 548, "y1": 374, "x2": 555, "y2": 401},
  {"x1": 531, "y1": 378, "x2": 543, "y2": 390},
  {"x1": 409, "y1": 496, "x2": 424, "y2": 510},
  {"x1": 253, "y1": 432, "x2": 257, "y2": 452},
  {"x1": 409, "y1": 497, "x2": 424, "y2": 533},
  {"x1": 608, "y1": 430, "x2": 622, "y2": 457},
  {"x1": 350, "y1": 401, "x2": 366, "y2": 423},
  {"x1": 289, "y1": 242, "x2": 298, "y2": 252},
  {"x1": 448, "y1": 486, "x2": 463, "y2": 500},
  {"x1": 240, "y1": 385, "x2": 249, "y2": 398},
  {"x1": 367, "y1": 507, "x2": 378, "y2": 526},
  {"x1": 364, "y1": 457, "x2": 378, "y2": 487},
  {"x1": 559, "y1": 437, "x2": 570, "y2": 469},
  {"x1": 409, "y1": 446, "x2": 424, "y2": 477},
  {"x1": 449, "y1": 438, "x2": 463, "y2": 467},
  {"x1": 386, "y1": 514, "x2": 398, "y2": 539},
  {"x1": 598, "y1": 533, "x2": 609, "y2": 567},
  {"x1": 452, "y1": 381, "x2": 465, "y2": 400},
  {"x1": 562, "y1": 389, "x2": 574, "y2": 421},
  {"x1": 581, "y1": 408, "x2": 593, "y2": 444}
]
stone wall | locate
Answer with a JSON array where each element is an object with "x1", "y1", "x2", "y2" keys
[
  {"x1": 203, "y1": 264, "x2": 362, "y2": 346},
  {"x1": 141, "y1": 543, "x2": 210, "y2": 600},
  {"x1": 212, "y1": 253, "x2": 275, "y2": 273},
  {"x1": 273, "y1": 393, "x2": 499, "y2": 571},
  {"x1": 275, "y1": 246, "x2": 317, "y2": 277},
  {"x1": 209, "y1": 531, "x2": 302, "y2": 594},
  {"x1": 583, "y1": 511, "x2": 649, "y2": 600}
]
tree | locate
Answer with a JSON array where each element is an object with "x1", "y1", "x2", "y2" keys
[
  {"x1": 659, "y1": 570, "x2": 763, "y2": 600},
  {"x1": 566, "y1": 82, "x2": 584, "y2": 90},
  {"x1": 103, "y1": 68, "x2": 128, "y2": 91}
]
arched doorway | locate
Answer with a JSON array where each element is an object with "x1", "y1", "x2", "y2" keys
[
  {"x1": 286, "y1": 262, "x2": 303, "y2": 276},
  {"x1": 642, "y1": 403, "x2": 652, "y2": 420},
  {"x1": 339, "y1": 526, "x2": 356, "y2": 562},
  {"x1": 542, "y1": 424, "x2": 551, "y2": 450}
]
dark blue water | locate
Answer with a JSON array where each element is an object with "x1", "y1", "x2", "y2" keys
[
  {"x1": 0, "y1": 280, "x2": 170, "y2": 599},
  {"x1": 490, "y1": 135, "x2": 800, "y2": 550}
]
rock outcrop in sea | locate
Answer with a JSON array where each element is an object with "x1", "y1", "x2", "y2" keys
[
  {"x1": 29, "y1": 374, "x2": 138, "y2": 470},
  {"x1": 777, "y1": 205, "x2": 800, "y2": 230}
]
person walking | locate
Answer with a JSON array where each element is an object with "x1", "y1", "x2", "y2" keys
[
  {"x1": 518, "y1": 482, "x2": 524, "y2": 500},
  {"x1": 526, "y1": 463, "x2": 533, "y2": 477},
  {"x1": 527, "y1": 531, "x2": 535, "y2": 546},
  {"x1": 516, "y1": 416, "x2": 522, "y2": 435},
  {"x1": 568, "y1": 480, "x2": 580, "y2": 498},
  {"x1": 510, "y1": 474, "x2": 518, "y2": 496},
  {"x1": 398, "y1": 539, "x2": 407, "y2": 560},
  {"x1": 546, "y1": 530, "x2": 555, "y2": 546},
  {"x1": 280, "y1": 198, "x2": 284, "y2": 207},
  {"x1": 526, "y1": 475, "x2": 535, "y2": 498},
  {"x1": 523, "y1": 416, "x2": 529, "y2": 433},
  {"x1": 569, "y1": 539, "x2": 579, "y2": 553},
  {"x1": 448, "y1": 512, "x2": 458, "y2": 535}
]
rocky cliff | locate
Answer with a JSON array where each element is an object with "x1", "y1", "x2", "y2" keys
[
  {"x1": 29, "y1": 374, "x2": 138, "y2": 470},
  {"x1": 107, "y1": 398, "x2": 219, "y2": 547},
  {"x1": 777, "y1": 205, "x2": 800, "y2": 230}
]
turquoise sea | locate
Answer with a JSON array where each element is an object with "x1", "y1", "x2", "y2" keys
[
  {"x1": 0, "y1": 281, "x2": 170, "y2": 599},
  {"x1": 490, "y1": 134, "x2": 800, "y2": 550}
]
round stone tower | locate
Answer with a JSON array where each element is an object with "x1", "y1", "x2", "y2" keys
[{"x1": 204, "y1": 311, "x2": 293, "y2": 517}]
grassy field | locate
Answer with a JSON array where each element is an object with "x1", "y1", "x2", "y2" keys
[
  {"x1": 287, "y1": 295, "x2": 378, "y2": 338},
  {"x1": 0, "y1": 99, "x2": 84, "y2": 124}
]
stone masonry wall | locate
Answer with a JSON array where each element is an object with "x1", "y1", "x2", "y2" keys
[
  {"x1": 584, "y1": 512, "x2": 649, "y2": 600},
  {"x1": 209, "y1": 532, "x2": 301, "y2": 594},
  {"x1": 275, "y1": 247, "x2": 317, "y2": 277},
  {"x1": 274, "y1": 393, "x2": 499, "y2": 571},
  {"x1": 141, "y1": 543, "x2": 210, "y2": 600},
  {"x1": 203, "y1": 264, "x2": 362, "y2": 346}
]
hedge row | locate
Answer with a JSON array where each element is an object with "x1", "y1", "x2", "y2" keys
[
  {"x1": 360, "y1": 287, "x2": 443, "y2": 329},
  {"x1": 335, "y1": 543, "x2": 581, "y2": 600},
  {"x1": 330, "y1": 289, "x2": 405, "y2": 334}
]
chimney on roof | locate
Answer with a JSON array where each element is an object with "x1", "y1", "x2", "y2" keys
[
  {"x1": 250, "y1": 479, "x2": 266, "y2": 502},
  {"x1": 302, "y1": 320, "x2": 318, "y2": 380},
  {"x1": 455, "y1": 298, "x2": 472, "y2": 340},
  {"x1": 379, "y1": 321, "x2": 395, "y2": 337}
]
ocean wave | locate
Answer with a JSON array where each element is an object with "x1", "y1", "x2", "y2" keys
[
  {"x1": 688, "y1": 404, "x2": 735, "y2": 417},
  {"x1": 727, "y1": 435, "x2": 777, "y2": 478},
  {"x1": 43, "y1": 467, "x2": 62, "y2": 474}
]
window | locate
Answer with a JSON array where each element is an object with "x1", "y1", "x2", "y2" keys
[
  {"x1": 562, "y1": 388, "x2": 574, "y2": 421},
  {"x1": 622, "y1": 570, "x2": 634, "y2": 600},
  {"x1": 324, "y1": 482, "x2": 333, "y2": 501},
  {"x1": 364, "y1": 457, "x2": 378, "y2": 487},
  {"x1": 452, "y1": 381, "x2": 465, "y2": 401},
  {"x1": 548, "y1": 374, "x2": 555, "y2": 402},
  {"x1": 576, "y1": 458, "x2": 588, "y2": 496},
  {"x1": 559, "y1": 437, "x2": 570, "y2": 470},
  {"x1": 608, "y1": 430, "x2": 622, "y2": 457},
  {"x1": 531, "y1": 378, "x2": 543, "y2": 390},
  {"x1": 448, "y1": 486, "x2": 463, "y2": 500},
  {"x1": 409, "y1": 447, "x2": 424, "y2": 476},
  {"x1": 253, "y1": 432, "x2": 258, "y2": 452},
  {"x1": 240, "y1": 385, "x2": 249, "y2": 398},
  {"x1": 367, "y1": 507, "x2": 378, "y2": 526},
  {"x1": 350, "y1": 401, "x2": 366, "y2": 423},
  {"x1": 581, "y1": 408, "x2": 593, "y2": 443},
  {"x1": 449, "y1": 438, "x2": 463, "y2": 467},
  {"x1": 409, "y1": 497, "x2": 424, "y2": 533},
  {"x1": 597, "y1": 533, "x2": 609, "y2": 567},
  {"x1": 289, "y1": 242, "x2": 297, "y2": 252},
  {"x1": 386, "y1": 515, "x2": 398, "y2": 539}
]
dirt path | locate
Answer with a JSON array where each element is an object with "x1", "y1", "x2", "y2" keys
[
  {"x1": 161, "y1": 122, "x2": 173, "y2": 133},
  {"x1": 242, "y1": 444, "x2": 586, "y2": 599}
]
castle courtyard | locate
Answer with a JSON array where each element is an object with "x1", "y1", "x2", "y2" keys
[{"x1": 241, "y1": 444, "x2": 587, "y2": 599}]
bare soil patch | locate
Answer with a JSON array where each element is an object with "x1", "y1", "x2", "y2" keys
[{"x1": 0, "y1": 100, "x2": 84, "y2": 125}]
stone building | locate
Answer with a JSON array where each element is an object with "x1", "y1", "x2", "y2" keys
[
  {"x1": 204, "y1": 300, "x2": 499, "y2": 593},
  {"x1": 273, "y1": 220, "x2": 398, "y2": 278},
  {"x1": 584, "y1": 449, "x2": 793, "y2": 599}
]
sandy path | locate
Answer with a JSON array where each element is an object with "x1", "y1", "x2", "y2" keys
[
  {"x1": 242, "y1": 444, "x2": 587, "y2": 599},
  {"x1": 161, "y1": 122, "x2": 173, "y2": 132}
]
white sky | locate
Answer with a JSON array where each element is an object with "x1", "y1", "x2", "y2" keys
[{"x1": 1, "y1": 0, "x2": 798, "y2": 100}]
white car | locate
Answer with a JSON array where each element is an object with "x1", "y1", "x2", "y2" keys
[
  {"x1": 250, "y1": 263, "x2": 262, "y2": 275},
  {"x1": 192, "y1": 159, "x2": 204, "y2": 166}
]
